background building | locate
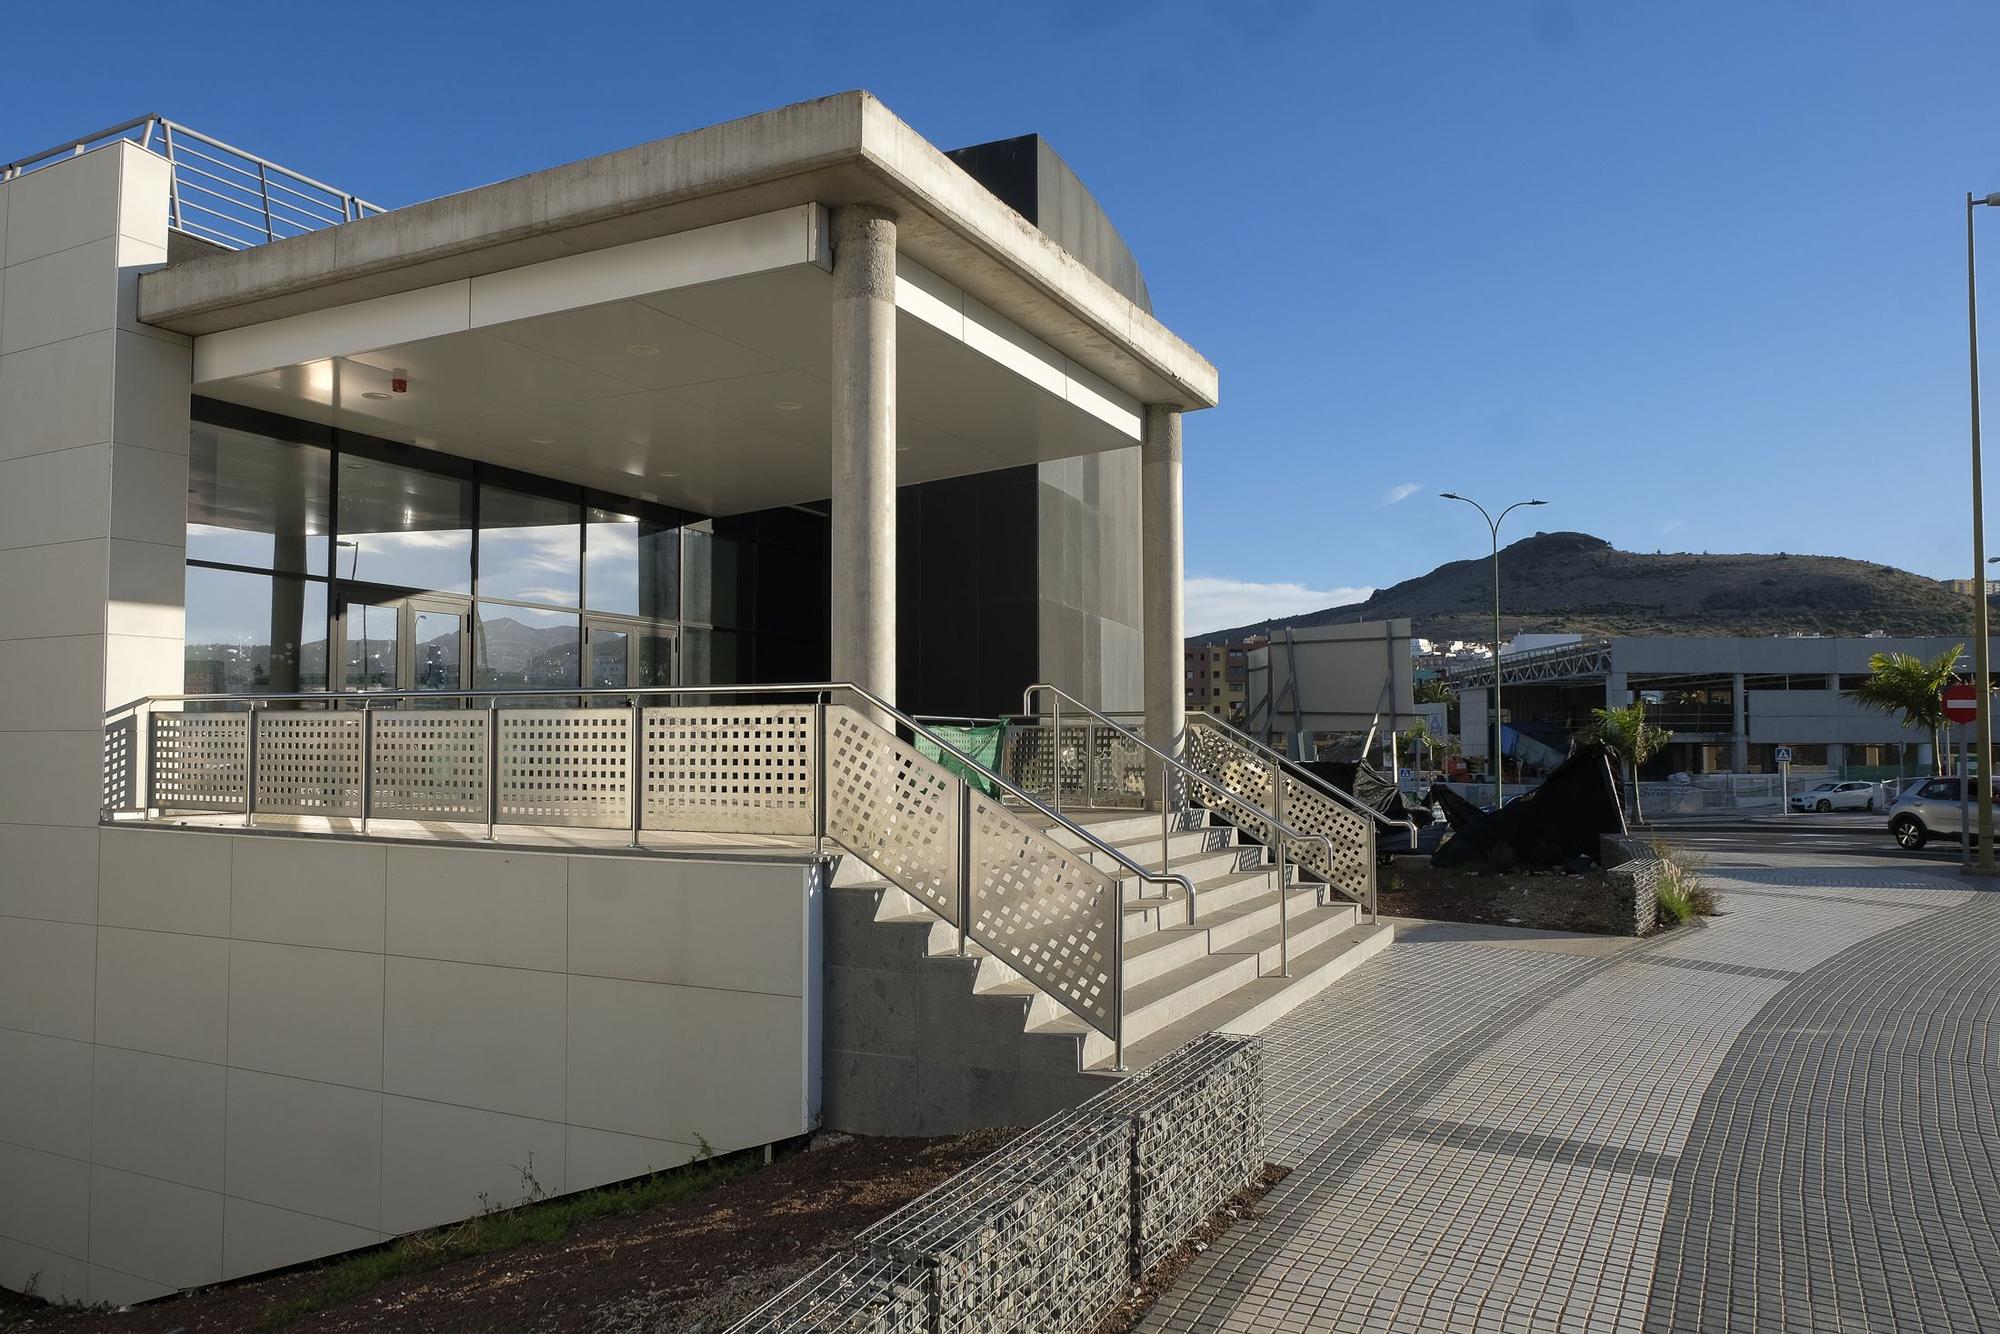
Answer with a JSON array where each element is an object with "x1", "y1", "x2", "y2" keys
[{"x1": 1184, "y1": 635, "x2": 1263, "y2": 718}]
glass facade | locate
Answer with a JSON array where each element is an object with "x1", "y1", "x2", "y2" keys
[{"x1": 183, "y1": 400, "x2": 732, "y2": 697}]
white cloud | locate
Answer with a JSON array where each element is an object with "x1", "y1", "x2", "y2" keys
[
  {"x1": 1184, "y1": 577, "x2": 1373, "y2": 637},
  {"x1": 1378, "y1": 482, "x2": 1422, "y2": 507},
  {"x1": 1658, "y1": 519, "x2": 1686, "y2": 535}
]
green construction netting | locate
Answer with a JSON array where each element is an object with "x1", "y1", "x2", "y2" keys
[{"x1": 915, "y1": 723, "x2": 1007, "y2": 797}]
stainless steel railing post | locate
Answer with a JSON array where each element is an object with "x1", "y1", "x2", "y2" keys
[
  {"x1": 243, "y1": 701, "x2": 260, "y2": 828},
  {"x1": 813, "y1": 696, "x2": 829, "y2": 860},
  {"x1": 1051, "y1": 696, "x2": 1063, "y2": 816},
  {"x1": 1111, "y1": 883, "x2": 1126, "y2": 1072},
  {"x1": 956, "y1": 779, "x2": 972, "y2": 958},
  {"x1": 627, "y1": 701, "x2": 644, "y2": 850},
  {"x1": 485, "y1": 701, "x2": 501, "y2": 841},
  {"x1": 359, "y1": 703, "x2": 374, "y2": 835},
  {"x1": 1272, "y1": 755, "x2": 1289, "y2": 977},
  {"x1": 1084, "y1": 718, "x2": 1096, "y2": 809}
]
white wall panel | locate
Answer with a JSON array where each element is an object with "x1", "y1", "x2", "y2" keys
[
  {"x1": 0, "y1": 1140, "x2": 91, "y2": 1260},
  {"x1": 221, "y1": 1197, "x2": 379, "y2": 1282},
  {"x1": 0, "y1": 917, "x2": 95, "y2": 1041},
  {"x1": 379, "y1": 1096, "x2": 565, "y2": 1234},
  {"x1": 382, "y1": 957, "x2": 566, "y2": 1121},
  {"x1": 0, "y1": 824, "x2": 99, "y2": 925},
  {"x1": 94, "y1": 926, "x2": 228, "y2": 1062},
  {"x1": 86, "y1": 1165, "x2": 222, "y2": 1290},
  {"x1": 3, "y1": 148, "x2": 120, "y2": 267},
  {"x1": 0, "y1": 329, "x2": 115, "y2": 461},
  {"x1": 224, "y1": 1069, "x2": 382, "y2": 1230},
  {"x1": 231, "y1": 837, "x2": 387, "y2": 952},
  {"x1": 564, "y1": 1123, "x2": 698, "y2": 1192},
  {"x1": 228, "y1": 940, "x2": 384, "y2": 1089},
  {"x1": 566, "y1": 857, "x2": 805, "y2": 993},
  {"x1": 1, "y1": 237, "x2": 121, "y2": 357},
  {"x1": 90, "y1": 1045, "x2": 226, "y2": 1190},
  {"x1": 98, "y1": 827, "x2": 230, "y2": 937},
  {"x1": 0, "y1": 1028, "x2": 92, "y2": 1159},
  {"x1": 386, "y1": 846, "x2": 567, "y2": 972}
]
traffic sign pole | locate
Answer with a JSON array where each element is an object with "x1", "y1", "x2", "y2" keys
[{"x1": 1776, "y1": 746, "x2": 1792, "y2": 817}]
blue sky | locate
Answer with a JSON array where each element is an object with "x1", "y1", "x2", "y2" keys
[{"x1": 9, "y1": 1, "x2": 1999, "y2": 632}]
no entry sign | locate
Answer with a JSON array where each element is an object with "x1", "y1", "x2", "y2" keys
[{"x1": 1944, "y1": 683, "x2": 1980, "y2": 726}]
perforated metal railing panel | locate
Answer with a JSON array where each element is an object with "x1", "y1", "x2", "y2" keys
[
  {"x1": 967, "y1": 791, "x2": 1120, "y2": 1034},
  {"x1": 1185, "y1": 718, "x2": 1372, "y2": 898},
  {"x1": 642, "y1": 705, "x2": 814, "y2": 835},
  {"x1": 254, "y1": 712, "x2": 363, "y2": 816},
  {"x1": 371, "y1": 711, "x2": 488, "y2": 819},
  {"x1": 1001, "y1": 723, "x2": 1145, "y2": 809},
  {"x1": 102, "y1": 715, "x2": 137, "y2": 813},
  {"x1": 496, "y1": 708, "x2": 631, "y2": 828},
  {"x1": 150, "y1": 713, "x2": 249, "y2": 811},
  {"x1": 825, "y1": 706, "x2": 960, "y2": 922}
]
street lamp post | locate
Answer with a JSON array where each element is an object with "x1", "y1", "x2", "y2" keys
[
  {"x1": 1968, "y1": 192, "x2": 2000, "y2": 875},
  {"x1": 1441, "y1": 493, "x2": 1547, "y2": 809}
]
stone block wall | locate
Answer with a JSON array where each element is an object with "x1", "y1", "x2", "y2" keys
[
  {"x1": 735, "y1": 1033, "x2": 1265, "y2": 1334},
  {"x1": 1601, "y1": 834, "x2": 1663, "y2": 936}
]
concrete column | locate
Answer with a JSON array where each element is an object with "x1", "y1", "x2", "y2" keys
[
  {"x1": 829, "y1": 206, "x2": 897, "y2": 722},
  {"x1": 1141, "y1": 405, "x2": 1186, "y2": 805},
  {"x1": 1605, "y1": 671, "x2": 1629, "y2": 709},
  {"x1": 1730, "y1": 672, "x2": 1749, "y2": 772}
]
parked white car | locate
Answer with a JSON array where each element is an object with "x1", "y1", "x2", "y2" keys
[
  {"x1": 1887, "y1": 777, "x2": 2000, "y2": 850},
  {"x1": 1789, "y1": 779, "x2": 1878, "y2": 813}
]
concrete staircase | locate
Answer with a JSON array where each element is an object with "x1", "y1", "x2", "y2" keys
[{"x1": 820, "y1": 804, "x2": 1394, "y2": 1135}]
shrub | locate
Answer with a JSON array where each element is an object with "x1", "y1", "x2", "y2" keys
[{"x1": 1648, "y1": 840, "x2": 1717, "y2": 924}]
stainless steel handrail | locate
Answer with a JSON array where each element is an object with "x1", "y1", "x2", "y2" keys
[
  {"x1": 1021, "y1": 685, "x2": 1340, "y2": 972},
  {"x1": 1, "y1": 115, "x2": 384, "y2": 248},
  {"x1": 109, "y1": 682, "x2": 1190, "y2": 1070},
  {"x1": 1189, "y1": 712, "x2": 1421, "y2": 853}
]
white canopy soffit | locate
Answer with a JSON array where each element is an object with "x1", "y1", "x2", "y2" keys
[
  {"x1": 143, "y1": 92, "x2": 1219, "y2": 516},
  {"x1": 190, "y1": 205, "x2": 1140, "y2": 514}
]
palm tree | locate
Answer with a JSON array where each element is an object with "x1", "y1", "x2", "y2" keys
[
  {"x1": 1584, "y1": 701, "x2": 1673, "y2": 823},
  {"x1": 1843, "y1": 644, "x2": 1964, "y2": 776}
]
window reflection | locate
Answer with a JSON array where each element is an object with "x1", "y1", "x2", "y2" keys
[
  {"x1": 475, "y1": 604, "x2": 579, "y2": 691},
  {"x1": 480, "y1": 485, "x2": 580, "y2": 607},
  {"x1": 585, "y1": 508, "x2": 680, "y2": 619},
  {"x1": 335, "y1": 456, "x2": 472, "y2": 595},
  {"x1": 187, "y1": 426, "x2": 330, "y2": 574},
  {"x1": 185, "y1": 567, "x2": 328, "y2": 694}
]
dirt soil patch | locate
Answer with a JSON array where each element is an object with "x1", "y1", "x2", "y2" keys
[
  {"x1": 0, "y1": 1129, "x2": 1018, "y2": 1334},
  {"x1": 1380, "y1": 860, "x2": 1625, "y2": 934}
]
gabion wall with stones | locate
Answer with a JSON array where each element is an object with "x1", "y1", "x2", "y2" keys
[
  {"x1": 729, "y1": 1033, "x2": 1266, "y2": 1334},
  {"x1": 1601, "y1": 834, "x2": 1662, "y2": 936},
  {"x1": 728, "y1": 1252, "x2": 931, "y2": 1334},
  {"x1": 1083, "y1": 1033, "x2": 1265, "y2": 1272}
]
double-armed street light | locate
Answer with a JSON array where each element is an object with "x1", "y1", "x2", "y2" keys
[{"x1": 1440, "y1": 493, "x2": 1547, "y2": 810}]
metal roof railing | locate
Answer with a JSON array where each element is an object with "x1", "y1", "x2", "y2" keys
[{"x1": 0, "y1": 115, "x2": 385, "y2": 250}]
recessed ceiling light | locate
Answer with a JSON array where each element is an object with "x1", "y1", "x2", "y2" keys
[
  {"x1": 656, "y1": 471, "x2": 680, "y2": 480},
  {"x1": 774, "y1": 400, "x2": 802, "y2": 411},
  {"x1": 528, "y1": 435, "x2": 555, "y2": 445},
  {"x1": 361, "y1": 391, "x2": 391, "y2": 400},
  {"x1": 626, "y1": 344, "x2": 660, "y2": 356}
]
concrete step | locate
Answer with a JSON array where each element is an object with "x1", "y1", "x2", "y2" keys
[
  {"x1": 1021, "y1": 805, "x2": 1205, "y2": 851},
  {"x1": 1092, "y1": 921, "x2": 1398, "y2": 1073},
  {"x1": 1122, "y1": 885, "x2": 1346, "y2": 986}
]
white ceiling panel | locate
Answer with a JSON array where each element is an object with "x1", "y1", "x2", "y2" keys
[{"x1": 480, "y1": 299, "x2": 786, "y2": 390}]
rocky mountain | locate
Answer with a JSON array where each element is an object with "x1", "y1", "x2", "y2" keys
[{"x1": 1195, "y1": 531, "x2": 1981, "y2": 644}]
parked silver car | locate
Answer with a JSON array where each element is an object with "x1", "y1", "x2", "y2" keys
[
  {"x1": 1789, "y1": 779, "x2": 1878, "y2": 813},
  {"x1": 1887, "y1": 777, "x2": 2000, "y2": 850}
]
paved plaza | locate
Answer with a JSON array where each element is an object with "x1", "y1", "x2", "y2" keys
[{"x1": 1141, "y1": 840, "x2": 2000, "y2": 1333}]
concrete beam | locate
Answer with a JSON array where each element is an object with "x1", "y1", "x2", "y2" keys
[{"x1": 138, "y1": 92, "x2": 1218, "y2": 412}]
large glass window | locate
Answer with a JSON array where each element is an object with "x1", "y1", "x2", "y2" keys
[
  {"x1": 185, "y1": 567, "x2": 327, "y2": 693},
  {"x1": 187, "y1": 426, "x2": 331, "y2": 574},
  {"x1": 475, "y1": 604, "x2": 580, "y2": 691},
  {"x1": 480, "y1": 485, "x2": 580, "y2": 607},
  {"x1": 335, "y1": 455, "x2": 472, "y2": 595},
  {"x1": 585, "y1": 507, "x2": 680, "y2": 619}
]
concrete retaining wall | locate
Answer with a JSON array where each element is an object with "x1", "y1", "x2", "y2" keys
[
  {"x1": 1601, "y1": 834, "x2": 1663, "y2": 936},
  {"x1": 735, "y1": 1033, "x2": 1264, "y2": 1334}
]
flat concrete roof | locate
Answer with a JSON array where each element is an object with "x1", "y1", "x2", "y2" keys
[{"x1": 139, "y1": 92, "x2": 1219, "y2": 411}]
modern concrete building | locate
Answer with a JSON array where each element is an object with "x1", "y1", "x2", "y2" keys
[
  {"x1": 1446, "y1": 633, "x2": 2000, "y2": 776},
  {"x1": 0, "y1": 98, "x2": 1393, "y2": 1305}
]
